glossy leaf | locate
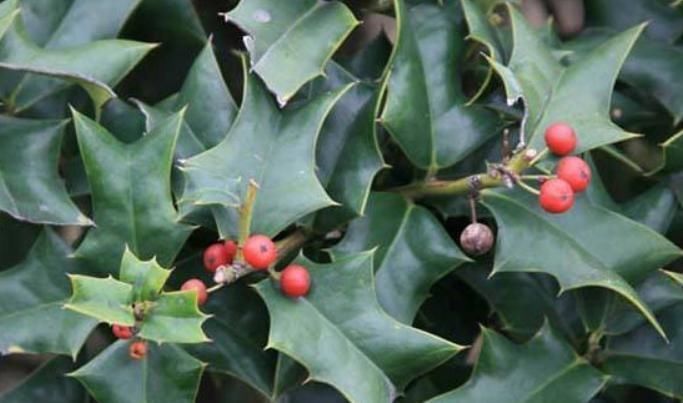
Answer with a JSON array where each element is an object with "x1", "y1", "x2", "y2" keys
[
  {"x1": 65, "y1": 275, "x2": 134, "y2": 326},
  {"x1": 137, "y1": 39, "x2": 238, "y2": 159},
  {"x1": 0, "y1": 357, "x2": 84, "y2": 403},
  {"x1": 623, "y1": 183, "x2": 677, "y2": 234},
  {"x1": 491, "y1": 4, "x2": 642, "y2": 152},
  {"x1": 225, "y1": 0, "x2": 358, "y2": 102},
  {"x1": 481, "y1": 188, "x2": 682, "y2": 338},
  {"x1": 312, "y1": 62, "x2": 385, "y2": 229},
  {"x1": 649, "y1": 129, "x2": 683, "y2": 175},
  {"x1": 255, "y1": 253, "x2": 463, "y2": 401},
  {"x1": 603, "y1": 303, "x2": 683, "y2": 398},
  {"x1": 185, "y1": 282, "x2": 275, "y2": 398},
  {"x1": 70, "y1": 340, "x2": 205, "y2": 403},
  {"x1": 0, "y1": 230, "x2": 96, "y2": 357},
  {"x1": 138, "y1": 291, "x2": 210, "y2": 344},
  {"x1": 380, "y1": 0, "x2": 499, "y2": 171},
  {"x1": 428, "y1": 325, "x2": 607, "y2": 402},
  {"x1": 72, "y1": 109, "x2": 193, "y2": 275},
  {"x1": 0, "y1": 1, "x2": 154, "y2": 111},
  {"x1": 2, "y1": 0, "x2": 142, "y2": 113},
  {"x1": 0, "y1": 116, "x2": 90, "y2": 225},
  {"x1": 585, "y1": 0, "x2": 683, "y2": 43},
  {"x1": 119, "y1": 247, "x2": 171, "y2": 303},
  {"x1": 181, "y1": 56, "x2": 351, "y2": 238},
  {"x1": 332, "y1": 192, "x2": 470, "y2": 323}
]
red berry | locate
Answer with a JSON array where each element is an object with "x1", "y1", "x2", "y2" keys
[
  {"x1": 539, "y1": 178, "x2": 575, "y2": 214},
  {"x1": 181, "y1": 279, "x2": 208, "y2": 305},
  {"x1": 280, "y1": 264, "x2": 311, "y2": 298},
  {"x1": 243, "y1": 235, "x2": 277, "y2": 270},
  {"x1": 223, "y1": 240, "x2": 238, "y2": 262},
  {"x1": 203, "y1": 243, "x2": 230, "y2": 272},
  {"x1": 112, "y1": 324, "x2": 133, "y2": 339},
  {"x1": 544, "y1": 123, "x2": 577, "y2": 156},
  {"x1": 556, "y1": 156, "x2": 591, "y2": 193},
  {"x1": 129, "y1": 340, "x2": 147, "y2": 360}
]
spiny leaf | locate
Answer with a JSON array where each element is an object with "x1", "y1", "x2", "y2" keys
[
  {"x1": 0, "y1": 230, "x2": 97, "y2": 357},
  {"x1": 332, "y1": 192, "x2": 470, "y2": 323},
  {"x1": 181, "y1": 55, "x2": 351, "y2": 238},
  {"x1": 70, "y1": 340, "x2": 205, "y2": 403},
  {"x1": 380, "y1": 0, "x2": 500, "y2": 171},
  {"x1": 0, "y1": 116, "x2": 90, "y2": 225},
  {"x1": 65, "y1": 275, "x2": 135, "y2": 326},
  {"x1": 481, "y1": 188, "x2": 681, "y2": 339},
  {"x1": 603, "y1": 303, "x2": 683, "y2": 399},
  {"x1": 428, "y1": 324, "x2": 607, "y2": 402},
  {"x1": 491, "y1": 4, "x2": 642, "y2": 152},
  {"x1": 0, "y1": 0, "x2": 154, "y2": 111},
  {"x1": 255, "y1": 253, "x2": 463, "y2": 401},
  {"x1": 648, "y1": 129, "x2": 683, "y2": 175},
  {"x1": 72, "y1": 109, "x2": 193, "y2": 276},
  {"x1": 138, "y1": 291, "x2": 210, "y2": 344},
  {"x1": 0, "y1": 356, "x2": 84, "y2": 403},
  {"x1": 119, "y1": 247, "x2": 171, "y2": 303},
  {"x1": 225, "y1": 0, "x2": 358, "y2": 102}
]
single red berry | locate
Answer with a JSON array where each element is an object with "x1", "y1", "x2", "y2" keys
[
  {"x1": 129, "y1": 340, "x2": 147, "y2": 360},
  {"x1": 556, "y1": 156, "x2": 591, "y2": 193},
  {"x1": 280, "y1": 264, "x2": 311, "y2": 298},
  {"x1": 181, "y1": 279, "x2": 208, "y2": 305},
  {"x1": 243, "y1": 235, "x2": 277, "y2": 270},
  {"x1": 539, "y1": 178, "x2": 575, "y2": 214},
  {"x1": 112, "y1": 324, "x2": 134, "y2": 340},
  {"x1": 203, "y1": 243, "x2": 230, "y2": 272},
  {"x1": 223, "y1": 240, "x2": 238, "y2": 263},
  {"x1": 460, "y1": 223, "x2": 494, "y2": 256},
  {"x1": 544, "y1": 122, "x2": 577, "y2": 156}
]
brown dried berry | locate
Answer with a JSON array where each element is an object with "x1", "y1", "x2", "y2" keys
[{"x1": 460, "y1": 223, "x2": 494, "y2": 256}]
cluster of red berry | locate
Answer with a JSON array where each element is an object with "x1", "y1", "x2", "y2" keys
[
  {"x1": 112, "y1": 325, "x2": 147, "y2": 359},
  {"x1": 539, "y1": 123, "x2": 592, "y2": 214}
]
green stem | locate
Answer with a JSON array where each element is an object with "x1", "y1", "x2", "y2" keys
[
  {"x1": 236, "y1": 179, "x2": 259, "y2": 261},
  {"x1": 516, "y1": 180, "x2": 540, "y2": 196},
  {"x1": 392, "y1": 151, "x2": 533, "y2": 199}
]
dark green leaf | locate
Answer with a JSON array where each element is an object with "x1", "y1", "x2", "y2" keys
[
  {"x1": 649, "y1": 129, "x2": 683, "y2": 175},
  {"x1": 586, "y1": 0, "x2": 683, "y2": 43},
  {"x1": 623, "y1": 184, "x2": 677, "y2": 234},
  {"x1": 181, "y1": 56, "x2": 351, "y2": 237},
  {"x1": 481, "y1": 188, "x2": 681, "y2": 338},
  {"x1": 380, "y1": 0, "x2": 500, "y2": 171},
  {"x1": 70, "y1": 340, "x2": 205, "y2": 403},
  {"x1": 332, "y1": 192, "x2": 470, "y2": 323},
  {"x1": 225, "y1": 0, "x2": 358, "y2": 102},
  {"x1": 0, "y1": 116, "x2": 89, "y2": 225},
  {"x1": 428, "y1": 324, "x2": 607, "y2": 402},
  {"x1": 0, "y1": 230, "x2": 96, "y2": 357},
  {"x1": 255, "y1": 253, "x2": 462, "y2": 400},
  {"x1": 71, "y1": 109, "x2": 193, "y2": 275},
  {"x1": 491, "y1": 5, "x2": 642, "y2": 152},
  {"x1": 603, "y1": 303, "x2": 683, "y2": 399},
  {"x1": 185, "y1": 282, "x2": 275, "y2": 398},
  {"x1": 0, "y1": 356, "x2": 84, "y2": 403}
]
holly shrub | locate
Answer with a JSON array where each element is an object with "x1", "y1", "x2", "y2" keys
[{"x1": 0, "y1": 0, "x2": 682, "y2": 402}]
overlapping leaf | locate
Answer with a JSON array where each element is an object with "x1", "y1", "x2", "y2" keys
[
  {"x1": 225, "y1": 0, "x2": 358, "y2": 102},
  {"x1": 66, "y1": 249, "x2": 209, "y2": 344},
  {"x1": 603, "y1": 302, "x2": 683, "y2": 399},
  {"x1": 380, "y1": 0, "x2": 500, "y2": 172},
  {"x1": 70, "y1": 341, "x2": 205, "y2": 403},
  {"x1": 0, "y1": 357, "x2": 84, "y2": 403},
  {"x1": 0, "y1": 116, "x2": 90, "y2": 225},
  {"x1": 481, "y1": 188, "x2": 681, "y2": 338},
  {"x1": 311, "y1": 62, "x2": 385, "y2": 229},
  {"x1": 332, "y1": 192, "x2": 470, "y2": 323},
  {"x1": 72, "y1": 109, "x2": 193, "y2": 275},
  {"x1": 0, "y1": 230, "x2": 97, "y2": 357},
  {"x1": 648, "y1": 129, "x2": 683, "y2": 175},
  {"x1": 180, "y1": 56, "x2": 351, "y2": 238},
  {"x1": 0, "y1": 0, "x2": 154, "y2": 112},
  {"x1": 428, "y1": 325, "x2": 607, "y2": 402},
  {"x1": 255, "y1": 253, "x2": 463, "y2": 402},
  {"x1": 490, "y1": 4, "x2": 642, "y2": 152}
]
